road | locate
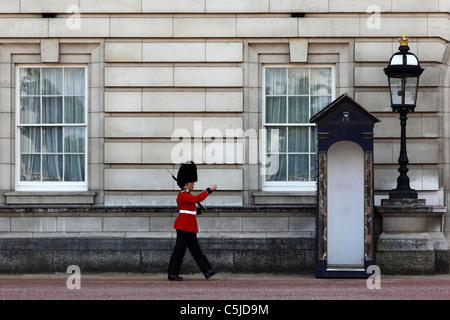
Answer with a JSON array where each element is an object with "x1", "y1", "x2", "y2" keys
[{"x1": 0, "y1": 273, "x2": 449, "y2": 300}]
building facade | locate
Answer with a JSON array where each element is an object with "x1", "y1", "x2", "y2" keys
[{"x1": 0, "y1": 0, "x2": 448, "y2": 274}]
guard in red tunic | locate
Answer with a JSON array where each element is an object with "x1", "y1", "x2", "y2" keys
[{"x1": 167, "y1": 161, "x2": 218, "y2": 281}]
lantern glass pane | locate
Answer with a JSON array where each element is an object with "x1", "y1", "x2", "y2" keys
[
  {"x1": 404, "y1": 76, "x2": 419, "y2": 105},
  {"x1": 389, "y1": 77, "x2": 403, "y2": 105}
]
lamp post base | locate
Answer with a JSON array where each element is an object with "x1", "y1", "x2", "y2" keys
[{"x1": 389, "y1": 188, "x2": 418, "y2": 200}]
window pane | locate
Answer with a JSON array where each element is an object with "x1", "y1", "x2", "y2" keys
[
  {"x1": 310, "y1": 154, "x2": 316, "y2": 181},
  {"x1": 266, "y1": 127, "x2": 286, "y2": 153},
  {"x1": 288, "y1": 127, "x2": 308, "y2": 153},
  {"x1": 64, "y1": 127, "x2": 85, "y2": 153},
  {"x1": 42, "y1": 68, "x2": 62, "y2": 95},
  {"x1": 20, "y1": 97, "x2": 40, "y2": 124},
  {"x1": 65, "y1": 68, "x2": 85, "y2": 95},
  {"x1": 288, "y1": 67, "x2": 309, "y2": 95},
  {"x1": 20, "y1": 154, "x2": 40, "y2": 181},
  {"x1": 311, "y1": 68, "x2": 332, "y2": 95},
  {"x1": 311, "y1": 96, "x2": 331, "y2": 117},
  {"x1": 265, "y1": 68, "x2": 286, "y2": 95},
  {"x1": 20, "y1": 127, "x2": 41, "y2": 153},
  {"x1": 310, "y1": 126, "x2": 317, "y2": 153},
  {"x1": 42, "y1": 97, "x2": 63, "y2": 123},
  {"x1": 42, "y1": 127, "x2": 62, "y2": 153},
  {"x1": 42, "y1": 155, "x2": 63, "y2": 181},
  {"x1": 266, "y1": 154, "x2": 286, "y2": 181},
  {"x1": 64, "y1": 155, "x2": 85, "y2": 181},
  {"x1": 20, "y1": 68, "x2": 40, "y2": 96},
  {"x1": 265, "y1": 97, "x2": 286, "y2": 123},
  {"x1": 64, "y1": 96, "x2": 85, "y2": 124},
  {"x1": 288, "y1": 96, "x2": 309, "y2": 123},
  {"x1": 288, "y1": 154, "x2": 309, "y2": 181}
]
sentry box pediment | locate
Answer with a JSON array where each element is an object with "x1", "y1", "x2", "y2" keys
[
  {"x1": 310, "y1": 93, "x2": 380, "y2": 278},
  {"x1": 310, "y1": 93, "x2": 380, "y2": 152}
]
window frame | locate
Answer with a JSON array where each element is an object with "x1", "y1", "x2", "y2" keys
[
  {"x1": 262, "y1": 64, "x2": 335, "y2": 192},
  {"x1": 15, "y1": 64, "x2": 89, "y2": 192}
]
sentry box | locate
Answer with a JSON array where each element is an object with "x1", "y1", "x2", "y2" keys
[{"x1": 310, "y1": 93, "x2": 380, "y2": 278}]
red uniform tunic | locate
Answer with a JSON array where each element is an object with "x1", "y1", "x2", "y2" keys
[{"x1": 174, "y1": 189, "x2": 211, "y2": 233}]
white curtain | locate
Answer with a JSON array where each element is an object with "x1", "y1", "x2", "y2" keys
[
  {"x1": 19, "y1": 67, "x2": 86, "y2": 183},
  {"x1": 264, "y1": 67, "x2": 332, "y2": 182}
]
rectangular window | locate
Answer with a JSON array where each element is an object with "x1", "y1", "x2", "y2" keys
[
  {"x1": 16, "y1": 66, "x2": 88, "y2": 191},
  {"x1": 263, "y1": 65, "x2": 334, "y2": 191}
]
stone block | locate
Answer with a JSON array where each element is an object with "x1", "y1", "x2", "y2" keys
[
  {"x1": 57, "y1": 217, "x2": 103, "y2": 232},
  {"x1": 354, "y1": 91, "x2": 391, "y2": 112},
  {"x1": 298, "y1": 17, "x2": 360, "y2": 37},
  {"x1": 206, "y1": 92, "x2": 243, "y2": 112},
  {"x1": 269, "y1": 0, "x2": 328, "y2": 12},
  {"x1": 105, "y1": 42, "x2": 142, "y2": 62},
  {"x1": 142, "y1": 0, "x2": 205, "y2": 12},
  {"x1": 104, "y1": 117, "x2": 174, "y2": 138},
  {"x1": 0, "y1": 0, "x2": 19, "y2": 13},
  {"x1": 142, "y1": 142, "x2": 177, "y2": 164},
  {"x1": 198, "y1": 216, "x2": 242, "y2": 232},
  {"x1": 206, "y1": 42, "x2": 243, "y2": 62},
  {"x1": 237, "y1": 18, "x2": 298, "y2": 37},
  {"x1": 104, "y1": 168, "x2": 173, "y2": 190},
  {"x1": 242, "y1": 216, "x2": 289, "y2": 232},
  {"x1": 376, "y1": 250, "x2": 435, "y2": 275},
  {"x1": 104, "y1": 91, "x2": 142, "y2": 112},
  {"x1": 419, "y1": 67, "x2": 442, "y2": 87},
  {"x1": 174, "y1": 67, "x2": 243, "y2": 87},
  {"x1": 11, "y1": 217, "x2": 56, "y2": 233},
  {"x1": 417, "y1": 42, "x2": 447, "y2": 63},
  {"x1": 355, "y1": 66, "x2": 387, "y2": 87},
  {"x1": 80, "y1": 0, "x2": 141, "y2": 13},
  {"x1": 104, "y1": 142, "x2": 141, "y2": 163},
  {"x1": 110, "y1": 18, "x2": 172, "y2": 37},
  {"x1": 392, "y1": 0, "x2": 439, "y2": 12},
  {"x1": 0, "y1": 18, "x2": 48, "y2": 38},
  {"x1": 355, "y1": 42, "x2": 392, "y2": 62},
  {"x1": 206, "y1": 0, "x2": 269, "y2": 12},
  {"x1": 289, "y1": 39, "x2": 308, "y2": 62},
  {"x1": 361, "y1": 17, "x2": 428, "y2": 37},
  {"x1": 49, "y1": 18, "x2": 110, "y2": 38},
  {"x1": 105, "y1": 67, "x2": 173, "y2": 87},
  {"x1": 143, "y1": 91, "x2": 205, "y2": 112},
  {"x1": 40, "y1": 39, "x2": 59, "y2": 63},
  {"x1": 20, "y1": 0, "x2": 75, "y2": 12},
  {"x1": 103, "y1": 217, "x2": 150, "y2": 232},
  {"x1": 0, "y1": 218, "x2": 10, "y2": 232},
  {"x1": 198, "y1": 168, "x2": 243, "y2": 191},
  {"x1": 329, "y1": 0, "x2": 391, "y2": 12},
  {"x1": 173, "y1": 18, "x2": 236, "y2": 37},
  {"x1": 53, "y1": 251, "x2": 141, "y2": 273},
  {"x1": 0, "y1": 251, "x2": 53, "y2": 273},
  {"x1": 143, "y1": 42, "x2": 204, "y2": 62},
  {"x1": 173, "y1": 117, "x2": 243, "y2": 138}
]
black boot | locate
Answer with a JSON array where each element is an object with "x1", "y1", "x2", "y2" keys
[
  {"x1": 168, "y1": 274, "x2": 183, "y2": 281},
  {"x1": 204, "y1": 269, "x2": 218, "y2": 279}
]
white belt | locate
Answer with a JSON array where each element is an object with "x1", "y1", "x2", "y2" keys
[{"x1": 179, "y1": 210, "x2": 196, "y2": 215}]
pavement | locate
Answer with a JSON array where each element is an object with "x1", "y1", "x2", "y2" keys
[{"x1": 0, "y1": 273, "x2": 449, "y2": 301}]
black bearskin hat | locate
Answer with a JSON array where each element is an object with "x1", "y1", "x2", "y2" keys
[{"x1": 176, "y1": 161, "x2": 198, "y2": 189}]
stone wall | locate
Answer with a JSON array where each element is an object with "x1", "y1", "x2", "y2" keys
[{"x1": 0, "y1": 0, "x2": 448, "y2": 273}]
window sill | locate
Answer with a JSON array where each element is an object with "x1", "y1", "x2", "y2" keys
[
  {"x1": 253, "y1": 191, "x2": 316, "y2": 205},
  {"x1": 5, "y1": 191, "x2": 96, "y2": 205}
]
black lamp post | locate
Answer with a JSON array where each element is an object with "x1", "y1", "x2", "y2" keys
[{"x1": 384, "y1": 34, "x2": 424, "y2": 199}]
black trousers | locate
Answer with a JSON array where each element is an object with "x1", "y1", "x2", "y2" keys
[{"x1": 167, "y1": 229, "x2": 212, "y2": 275}]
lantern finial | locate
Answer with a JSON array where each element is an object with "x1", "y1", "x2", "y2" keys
[{"x1": 398, "y1": 33, "x2": 409, "y2": 46}]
